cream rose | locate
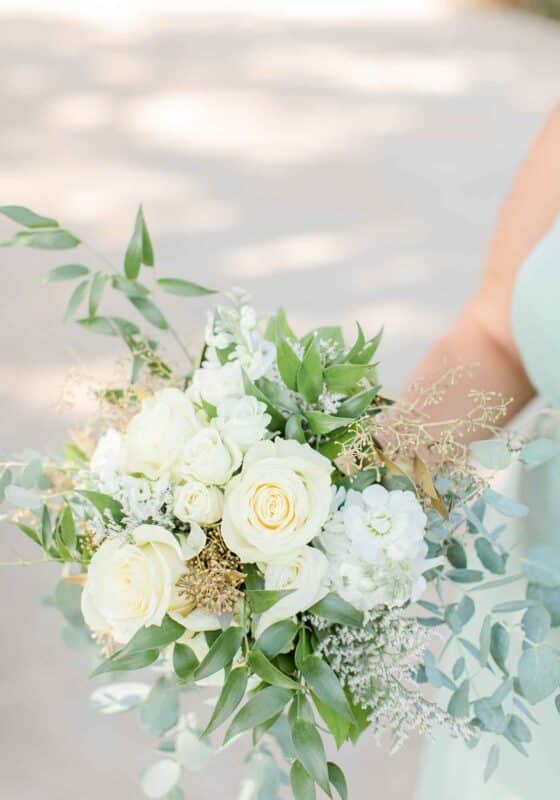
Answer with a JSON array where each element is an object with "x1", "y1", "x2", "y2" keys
[
  {"x1": 81, "y1": 523, "x2": 206, "y2": 644},
  {"x1": 213, "y1": 396, "x2": 271, "y2": 452},
  {"x1": 256, "y1": 545, "x2": 329, "y2": 635},
  {"x1": 173, "y1": 479, "x2": 224, "y2": 525},
  {"x1": 180, "y1": 428, "x2": 242, "y2": 486},
  {"x1": 221, "y1": 439, "x2": 333, "y2": 564},
  {"x1": 120, "y1": 388, "x2": 203, "y2": 480}
]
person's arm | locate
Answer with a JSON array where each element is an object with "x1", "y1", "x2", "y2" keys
[{"x1": 405, "y1": 104, "x2": 560, "y2": 428}]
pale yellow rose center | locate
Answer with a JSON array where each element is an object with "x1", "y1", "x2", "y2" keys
[{"x1": 250, "y1": 483, "x2": 295, "y2": 532}]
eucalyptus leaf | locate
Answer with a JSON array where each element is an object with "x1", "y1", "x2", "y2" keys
[
  {"x1": 140, "y1": 759, "x2": 181, "y2": 799},
  {"x1": 475, "y1": 537, "x2": 507, "y2": 575},
  {"x1": 139, "y1": 678, "x2": 179, "y2": 736},
  {"x1": 175, "y1": 728, "x2": 212, "y2": 772},
  {"x1": 490, "y1": 623, "x2": 510, "y2": 674},
  {"x1": 2, "y1": 229, "x2": 80, "y2": 249},
  {"x1": 523, "y1": 545, "x2": 560, "y2": 588},
  {"x1": 447, "y1": 680, "x2": 470, "y2": 718},
  {"x1": 522, "y1": 606, "x2": 551, "y2": 643},
  {"x1": 5, "y1": 484, "x2": 42, "y2": 510},
  {"x1": 90, "y1": 682, "x2": 150, "y2": 714},
  {"x1": 484, "y1": 744, "x2": 500, "y2": 782},
  {"x1": 519, "y1": 438, "x2": 560, "y2": 469},
  {"x1": 518, "y1": 644, "x2": 560, "y2": 704},
  {"x1": 157, "y1": 278, "x2": 215, "y2": 296},
  {"x1": 483, "y1": 489, "x2": 529, "y2": 518},
  {"x1": 470, "y1": 438, "x2": 511, "y2": 470},
  {"x1": 446, "y1": 569, "x2": 483, "y2": 584}
]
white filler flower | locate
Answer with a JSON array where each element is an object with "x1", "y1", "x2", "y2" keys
[
  {"x1": 81, "y1": 523, "x2": 206, "y2": 644},
  {"x1": 120, "y1": 388, "x2": 203, "y2": 480},
  {"x1": 257, "y1": 545, "x2": 329, "y2": 635},
  {"x1": 320, "y1": 485, "x2": 431, "y2": 611},
  {"x1": 222, "y1": 439, "x2": 332, "y2": 564}
]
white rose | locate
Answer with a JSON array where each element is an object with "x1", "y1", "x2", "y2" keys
[
  {"x1": 180, "y1": 428, "x2": 242, "y2": 486},
  {"x1": 120, "y1": 388, "x2": 203, "y2": 480},
  {"x1": 90, "y1": 429, "x2": 123, "y2": 482},
  {"x1": 256, "y1": 546, "x2": 328, "y2": 636},
  {"x1": 221, "y1": 439, "x2": 332, "y2": 564},
  {"x1": 213, "y1": 396, "x2": 271, "y2": 452},
  {"x1": 188, "y1": 362, "x2": 244, "y2": 407},
  {"x1": 173, "y1": 479, "x2": 224, "y2": 525},
  {"x1": 81, "y1": 523, "x2": 206, "y2": 645}
]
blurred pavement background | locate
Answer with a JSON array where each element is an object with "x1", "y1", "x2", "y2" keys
[{"x1": 1, "y1": 1, "x2": 559, "y2": 798}]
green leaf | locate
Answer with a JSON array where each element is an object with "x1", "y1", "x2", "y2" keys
[
  {"x1": 224, "y1": 686, "x2": 293, "y2": 744},
  {"x1": 0, "y1": 205, "x2": 58, "y2": 228},
  {"x1": 311, "y1": 692, "x2": 350, "y2": 748},
  {"x1": 518, "y1": 644, "x2": 560, "y2": 704},
  {"x1": 59, "y1": 505, "x2": 77, "y2": 550},
  {"x1": 470, "y1": 438, "x2": 511, "y2": 470},
  {"x1": 78, "y1": 489, "x2": 124, "y2": 524},
  {"x1": 350, "y1": 327, "x2": 383, "y2": 364},
  {"x1": 305, "y1": 411, "x2": 354, "y2": 436},
  {"x1": 241, "y1": 371, "x2": 284, "y2": 431},
  {"x1": 124, "y1": 205, "x2": 151, "y2": 279},
  {"x1": 246, "y1": 589, "x2": 295, "y2": 614},
  {"x1": 345, "y1": 323, "x2": 366, "y2": 363},
  {"x1": 194, "y1": 627, "x2": 243, "y2": 680},
  {"x1": 93, "y1": 648, "x2": 160, "y2": 677},
  {"x1": 285, "y1": 414, "x2": 306, "y2": 443},
  {"x1": 447, "y1": 679, "x2": 470, "y2": 718},
  {"x1": 156, "y1": 277, "x2": 215, "y2": 296},
  {"x1": 290, "y1": 718, "x2": 331, "y2": 796},
  {"x1": 324, "y1": 363, "x2": 377, "y2": 394},
  {"x1": 64, "y1": 279, "x2": 89, "y2": 322},
  {"x1": 519, "y1": 438, "x2": 560, "y2": 469},
  {"x1": 248, "y1": 650, "x2": 299, "y2": 690},
  {"x1": 336, "y1": 387, "x2": 379, "y2": 419},
  {"x1": 523, "y1": 545, "x2": 560, "y2": 588},
  {"x1": 522, "y1": 606, "x2": 551, "y2": 644},
  {"x1": 301, "y1": 656, "x2": 354, "y2": 723},
  {"x1": 291, "y1": 760, "x2": 316, "y2": 800},
  {"x1": 88, "y1": 272, "x2": 105, "y2": 318},
  {"x1": 484, "y1": 744, "x2": 500, "y2": 782},
  {"x1": 257, "y1": 376, "x2": 300, "y2": 414},
  {"x1": 309, "y1": 593, "x2": 364, "y2": 629},
  {"x1": 173, "y1": 642, "x2": 198, "y2": 681},
  {"x1": 139, "y1": 678, "x2": 179, "y2": 736},
  {"x1": 327, "y1": 762, "x2": 348, "y2": 800},
  {"x1": 297, "y1": 336, "x2": 323, "y2": 404},
  {"x1": 256, "y1": 620, "x2": 298, "y2": 659},
  {"x1": 276, "y1": 338, "x2": 301, "y2": 391},
  {"x1": 446, "y1": 569, "x2": 483, "y2": 584},
  {"x1": 475, "y1": 537, "x2": 507, "y2": 575},
  {"x1": 92, "y1": 615, "x2": 185, "y2": 676},
  {"x1": 204, "y1": 666, "x2": 248, "y2": 734},
  {"x1": 129, "y1": 296, "x2": 169, "y2": 330},
  {"x1": 2, "y1": 229, "x2": 80, "y2": 249},
  {"x1": 46, "y1": 263, "x2": 90, "y2": 282}
]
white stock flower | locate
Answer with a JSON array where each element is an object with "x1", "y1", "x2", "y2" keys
[
  {"x1": 90, "y1": 429, "x2": 123, "y2": 482},
  {"x1": 256, "y1": 545, "x2": 328, "y2": 636},
  {"x1": 173, "y1": 479, "x2": 224, "y2": 525},
  {"x1": 221, "y1": 438, "x2": 332, "y2": 564},
  {"x1": 213, "y1": 395, "x2": 271, "y2": 452},
  {"x1": 120, "y1": 388, "x2": 203, "y2": 480},
  {"x1": 81, "y1": 523, "x2": 206, "y2": 645},
  {"x1": 188, "y1": 362, "x2": 244, "y2": 407},
  {"x1": 181, "y1": 428, "x2": 242, "y2": 486},
  {"x1": 319, "y1": 485, "x2": 431, "y2": 611}
]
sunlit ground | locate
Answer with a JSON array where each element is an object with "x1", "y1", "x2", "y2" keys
[{"x1": 0, "y1": 2, "x2": 559, "y2": 799}]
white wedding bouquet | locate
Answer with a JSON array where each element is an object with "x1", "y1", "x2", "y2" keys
[{"x1": 2, "y1": 204, "x2": 560, "y2": 799}]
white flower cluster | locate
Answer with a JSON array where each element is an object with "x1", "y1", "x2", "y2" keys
[
  {"x1": 82, "y1": 299, "x2": 332, "y2": 646},
  {"x1": 319, "y1": 484, "x2": 434, "y2": 610},
  {"x1": 313, "y1": 610, "x2": 469, "y2": 750}
]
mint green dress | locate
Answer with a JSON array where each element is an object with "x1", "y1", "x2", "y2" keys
[{"x1": 416, "y1": 218, "x2": 560, "y2": 799}]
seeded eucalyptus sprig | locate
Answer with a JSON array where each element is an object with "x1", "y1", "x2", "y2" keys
[{"x1": 0, "y1": 204, "x2": 216, "y2": 383}]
